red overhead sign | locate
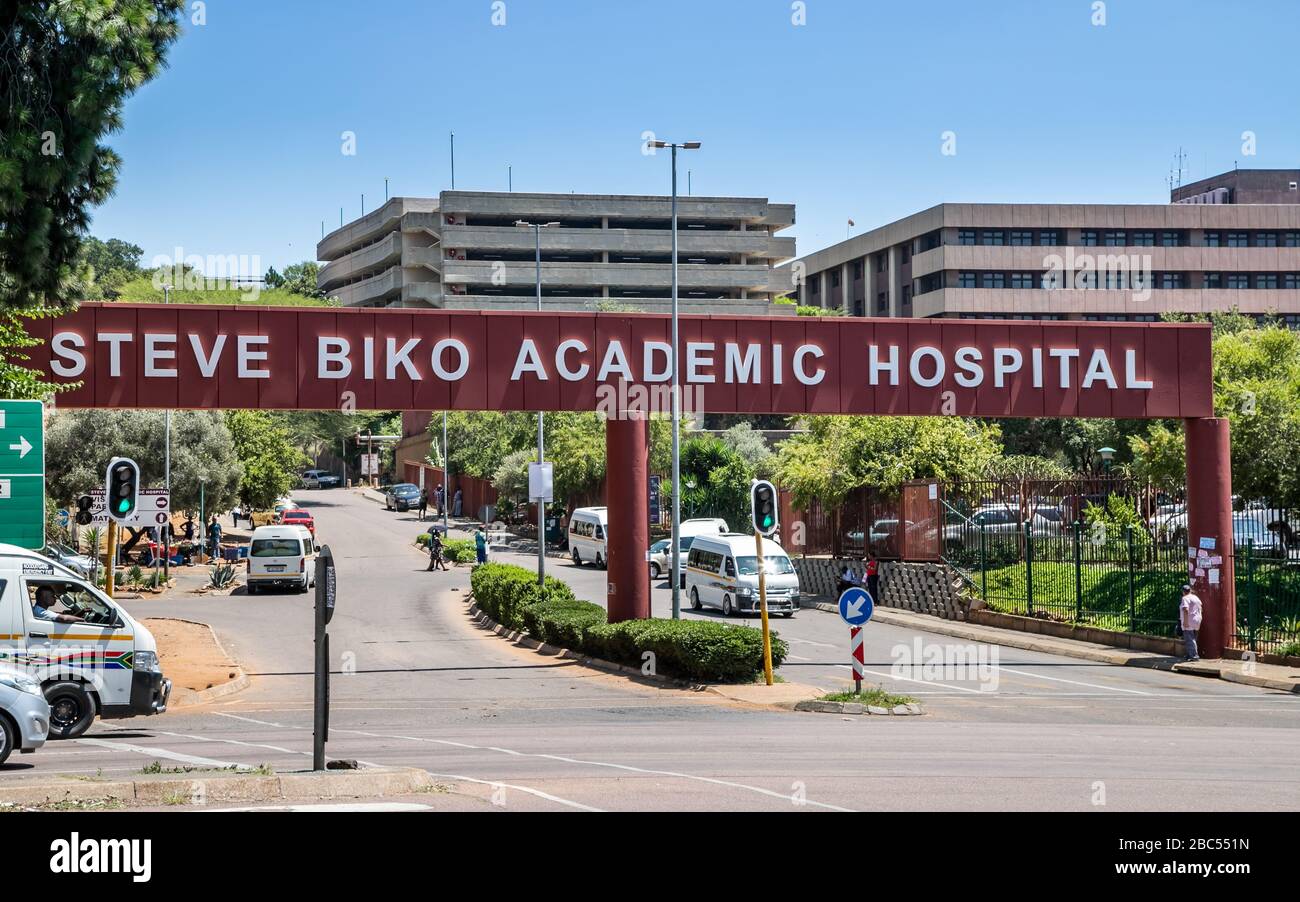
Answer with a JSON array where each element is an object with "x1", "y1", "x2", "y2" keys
[{"x1": 25, "y1": 303, "x2": 1213, "y2": 418}]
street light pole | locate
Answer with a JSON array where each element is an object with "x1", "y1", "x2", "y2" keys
[
  {"x1": 163, "y1": 283, "x2": 172, "y2": 581},
  {"x1": 517, "y1": 220, "x2": 560, "y2": 588},
  {"x1": 650, "y1": 139, "x2": 701, "y2": 619}
]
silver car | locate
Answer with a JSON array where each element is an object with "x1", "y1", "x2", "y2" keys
[{"x1": 0, "y1": 665, "x2": 51, "y2": 765}]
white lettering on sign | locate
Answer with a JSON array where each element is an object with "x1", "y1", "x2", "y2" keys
[{"x1": 50, "y1": 328, "x2": 1160, "y2": 399}]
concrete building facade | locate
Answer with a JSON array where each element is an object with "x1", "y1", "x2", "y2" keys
[
  {"x1": 317, "y1": 191, "x2": 796, "y2": 315},
  {"x1": 779, "y1": 192, "x2": 1300, "y2": 327}
]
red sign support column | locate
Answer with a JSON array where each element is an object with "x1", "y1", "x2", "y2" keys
[
  {"x1": 605, "y1": 416, "x2": 650, "y2": 623},
  {"x1": 1183, "y1": 417, "x2": 1236, "y2": 658}
]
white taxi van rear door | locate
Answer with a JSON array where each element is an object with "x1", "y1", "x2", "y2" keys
[{"x1": 0, "y1": 572, "x2": 21, "y2": 670}]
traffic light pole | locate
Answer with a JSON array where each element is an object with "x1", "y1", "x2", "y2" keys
[
  {"x1": 754, "y1": 528, "x2": 774, "y2": 687},
  {"x1": 105, "y1": 521, "x2": 117, "y2": 599}
]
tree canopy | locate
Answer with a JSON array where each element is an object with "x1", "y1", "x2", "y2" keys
[
  {"x1": 225, "y1": 410, "x2": 308, "y2": 509},
  {"x1": 0, "y1": 1, "x2": 185, "y2": 309}
]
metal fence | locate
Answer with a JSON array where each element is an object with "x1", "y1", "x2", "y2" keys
[{"x1": 942, "y1": 481, "x2": 1300, "y2": 656}]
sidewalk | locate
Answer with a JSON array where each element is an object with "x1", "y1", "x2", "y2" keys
[{"x1": 810, "y1": 600, "x2": 1300, "y2": 694}]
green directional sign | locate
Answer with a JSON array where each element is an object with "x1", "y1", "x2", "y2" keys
[{"x1": 0, "y1": 399, "x2": 45, "y2": 550}]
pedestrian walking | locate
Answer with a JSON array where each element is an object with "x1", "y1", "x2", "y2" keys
[
  {"x1": 426, "y1": 531, "x2": 448, "y2": 571},
  {"x1": 474, "y1": 526, "x2": 488, "y2": 566},
  {"x1": 865, "y1": 555, "x2": 880, "y2": 604},
  {"x1": 453, "y1": 488, "x2": 464, "y2": 518},
  {"x1": 418, "y1": 487, "x2": 429, "y2": 522},
  {"x1": 1179, "y1": 583, "x2": 1203, "y2": 661},
  {"x1": 435, "y1": 484, "x2": 445, "y2": 517}
]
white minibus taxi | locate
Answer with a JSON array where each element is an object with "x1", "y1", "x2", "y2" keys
[
  {"x1": 246, "y1": 525, "x2": 317, "y2": 594},
  {"x1": 684, "y1": 533, "x2": 800, "y2": 617},
  {"x1": 568, "y1": 507, "x2": 608, "y2": 568},
  {"x1": 0, "y1": 544, "x2": 171, "y2": 739}
]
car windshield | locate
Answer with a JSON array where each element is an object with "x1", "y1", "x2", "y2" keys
[
  {"x1": 393, "y1": 485, "x2": 418, "y2": 494},
  {"x1": 650, "y1": 540, "x2": 669, "y2": 552},
  {"x1": 251, "y1": 539, "x2": 302, "y2": 557},
  {"x1": 284, "y1": 510, "x2": 311, "y2": 519},
  {"x1": 735, "y1": 555, "x2": 795, "y2": 576}
]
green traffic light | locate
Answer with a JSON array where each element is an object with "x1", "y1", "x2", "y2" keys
[{"x1": 117, "y1": 499, "x2": 130, "y2": 513}]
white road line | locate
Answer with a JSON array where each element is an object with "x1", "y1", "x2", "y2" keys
[
  {"x1": 77, "y1": 738, "x2": 250, "y2": 770},
  {"x1": 786, "y1": 654, "x2": 812, "y2": 661},
  {"x1": 856, "y1": 666, "x2": 986, "y2": 694},
  {"x1": 995, "y1": 667, "x2": 1154, "y2": 695},
  {"x1": 785, "y1": 637, "x2": 838, "y2": 649}
]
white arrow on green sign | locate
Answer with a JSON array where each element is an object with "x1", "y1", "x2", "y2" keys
[{"x1": 0, "y1": 399, "x2": 45, "y2": 550}]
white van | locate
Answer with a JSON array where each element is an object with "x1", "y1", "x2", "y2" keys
[
  {"x1": 246, "y1": 525, "x2": 316, "y2": 594},
  {"x1": 568, "y1": 507, "x2": 608, "y2": 568},
  {"x1": 685, "y1": 533, "x2": 800, "y2": 618},
  {"x1": 680, "y1": 518, "x2": 729, "y2": 539},
  {"x1": 0, "y1": 544, "x2": 171, "y2": 739}
]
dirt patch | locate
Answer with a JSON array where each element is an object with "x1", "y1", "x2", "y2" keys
[{"x1": 140, "y1": 617, "x2": 244, "y2": 706}]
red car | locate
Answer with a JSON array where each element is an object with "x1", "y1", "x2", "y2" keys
[{"x1": 280, "y1": 509, "x2": 316, "y2": 538}]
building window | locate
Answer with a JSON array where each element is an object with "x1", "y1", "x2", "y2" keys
[
  {"x1": 1103, "y1": 230, "x2": 1126, "y2": 246},
  {"x1": 876, "y1": 291, "x2": 888, "y2": 312},
  {"x1": 1257, "y1": 232, "x2": 1279, "y2": 248},
  {"x1": 1285, "y1": 232, "x2": 1300, "y2": 248},
  {"x1": 981, "y1": 230, "x2": 1005, "y2": 246},
  {"x1": 900, "y1": 245, "x2": 910, "y2": 263},
  {"x1": 981, "y1": 272, "x2": 1006, "y2": 289},
  {"x1": 876, "y1": 254, "x2": 887, "y2": 272},
  {"x1": 1204, "y1": 231, "x2": 1222, "y2": 247},
  {"x1": 957, "y1": 272, "x2": 977, "y2": 288},
  {"x1": 1161, "y1": 231, "x2": 1182, "y2": 247},
  {"x1": 1079, "y1": 230, "x2": 1099, "y2": 246},
  {"x1": 1227, "y1": 232, "x2": 1249, "y2": 247},
  {"x1": 1010, "y1": 231, "x2": 1034, "y2": 246},
  {"x1": 902, "y1": 285, "x2": 912, "y2": 304},
  {"x1": 1204, "y1": 273, "x2": 1222, "y2": 288},
  {"x1": 1132, "y1": 231, "x2": 1155, "y2": 246},
  {"x1": 1256, "y1": 274, "x2": 1279, "y2": 289},
  {"x1": 958, "y1": 229, "x2": 976, "y2": 246},
  {"x1": 1283, "y1": 274, "x2": 1300, "y2": 289},
  {"x1": 853, "y1": 261, "x2": 864, "y2": 280},
  {"x1": 1227, "y1": 274, "x2": 1250, "y2": 289},
  {"x1": 1104, "y1": 270, "x2": 1127, "y2": 290},
  {"x1": 1038, "y1": 230, "x2": 1060, "y2": 246},
  {"x1": 1010, "y1": 272, "x2": 1035, "y2": 289},
  {"x1": 1160, "y1": 273, "x2": 1183, "y2": 289},
  {"x1": 1077, "y1": 270, "x2": 1097, "y2": 289},
  {"x1": 831, "y1": 270, "x2": 841, "y2": 288}
]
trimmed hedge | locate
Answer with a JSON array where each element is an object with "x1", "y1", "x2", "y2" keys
[{"x1": 469, "y1": 563, "x2": 787, "y2": 682}]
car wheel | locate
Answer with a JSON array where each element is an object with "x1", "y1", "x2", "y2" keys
[
  {"x1": 572, "y1": 549, "x2": 582, "y2": 566},
  {"x1": 45, "y1": 682, "x2": 96, "y2": 740},
  {"x1": 690, "y1": 587, "x2": 702, "y2": 611},
  {"x1": 650, "y1": 562, "x2": 661, "y2": 579},
  {"x1": 722, "y1": 595, "x2": 734, "y2": 617},
  {"x1": 596, "y1": 553, "x2": 607, "y2": 570},
  {"x1": 781, "y1": 612, "x2": 794, "y2": 618},
  {"x1": 299, "y1": 577, "x2": 310, "y2": 594},
  {"x1": 0, "y1": 714, "x2": 14, "y2": 766},
  {"x1": 247, "y1": 582, "x2": 258, "y2": 595}
]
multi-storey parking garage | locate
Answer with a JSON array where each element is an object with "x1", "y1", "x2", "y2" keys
[{"x1": 317, "y1": 191, "x2": 796, "y2": 314}]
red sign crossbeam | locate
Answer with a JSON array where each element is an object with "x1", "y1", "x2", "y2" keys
[{"x1": 26, "y1": 304, "x2": 1212, "y2": 417}]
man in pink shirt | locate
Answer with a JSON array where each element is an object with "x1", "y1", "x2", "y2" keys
[{"x1": 1179, "y1": 584, "x2": 1203, "y2": 661}]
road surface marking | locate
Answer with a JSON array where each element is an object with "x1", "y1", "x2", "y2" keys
[
  {"x1": 77, "y1": 738, "x2": 250, "y2": 770},
  {"x1": 854, "y1": 666, "x2": 986, "y2": 694},
  {"x1": 994, "y1": 667, "x2": 1154, "y2": 695},
  {"x1": 206, "y1": 802, "x2": 434, "y2": 812},
  {"x1": 784, "y1": 637, "x2": 838, "y2": 649}
]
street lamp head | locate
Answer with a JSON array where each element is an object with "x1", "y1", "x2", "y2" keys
[
  {"x1": 682, "y1": 141, "x2": 702, "y2": 150},
  {"x1": 544, "y1": 221, "x2": 561, "y2": 228},
  {"x1": 650, "y1": 141, "x2": 668, "y2": 149},
  {"x1": 1097, "y1": 446, "x2": 1117, "y2": 462}
]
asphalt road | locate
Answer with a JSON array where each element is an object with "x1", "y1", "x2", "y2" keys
[{"x1": 12, "y1": 489, "x2": 1299, "y2": 812}]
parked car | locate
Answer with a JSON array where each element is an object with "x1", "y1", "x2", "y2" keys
[
  {"x1": 280, "y1": 508, "x2": 316, "y2": 538},
  {"x1": 272, "y1": 498, "x2": 299, "y2": 522},
  {"x1": 568, "y1": 507, "x2": 608, "y2": 567},
  {"x1": 300, "y1": 469, "x2": 342, "y2": 489},
  {"x1": 943, "y1": 505, "x2": 1058, "y2": 553},
  {"x1": 648, "y1": 536, "x2": 694, "y2": 580},
  {"x1": 0, "y1": 664, "x2": 50, "y2": 765},
  {"x1": 40, "y1": 542, "x2": 96, "y2": 578},
  {"x1": 384, "y1": 483, "x2": 422, "y2": 512}
]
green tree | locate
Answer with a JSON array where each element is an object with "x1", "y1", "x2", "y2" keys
[
  {"x1": 776, "y1": 416, "x2": 1001, "y2": 511},
  {"x1": 718, "y1": 421, "x2": 775, "y2": 477},
  {"x1": 280, "y1": 261, "x2": 325, "y2": 299},
  {"x1": 46, "y1": 409, "x2": 240, "y2": 513},
  {"x1": 1127, "y1": 422, "x2": 1186, "y2": 492},
  {"x1": 79, "y1": 236, "x2": 144, "y2": 299},
  {"x1": 0, "y1": 1, "x2": 186, "y2": 309},
  {"x1": 225, "y1": 411, "x2": 308, "y2": 509},
  {"x1": 0, "y1": 308, "x2": 77, "y2": 399}
]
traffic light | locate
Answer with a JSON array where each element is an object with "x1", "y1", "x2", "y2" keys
[
  {"x1": 750, "y1": 479, "x2": 778, "y2": 536},
  {"x1": 74, "y1": 494, "x2": 94, "y2": 526},
  {"x1": 104, "y1": 457, "x2": 140, "y2": 523}
]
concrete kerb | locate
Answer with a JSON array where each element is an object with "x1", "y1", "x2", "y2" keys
[
  {"x1": 160, "y1": 617, "x2": 251, "y2": 706},
  {"x1": 793, "y1": 699, "x2": 924, "y2": 716},
  {"x1": 0, "y1": 767, "x2": 438, "y2": 809}
]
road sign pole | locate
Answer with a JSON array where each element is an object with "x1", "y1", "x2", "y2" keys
[
  {"x1": 754, "y1": 528, "x2": 773, "y2": 687},
  {"x1": 851, "y1": 626, "x2": 864, "y2": 693},
  {"x1": 313, "y1": 544, "x2": 337, "y2": 771}
]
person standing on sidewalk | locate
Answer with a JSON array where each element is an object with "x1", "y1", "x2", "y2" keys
[
  {"x1": 418, "y1": 487, "x2": 429, "y2": 522},
  {"x1": 865, "y1": 555, "x2": 880, "y2": 604},
  {"x1": 435, "y1": 484, "x2": 445, "y2": 518},
  {"x1": 1179, "y1": 583, "x2": 1203, "y2": 661},
  {"x1": 474, "y1": 526, "x2": 488, "y2": 567}
]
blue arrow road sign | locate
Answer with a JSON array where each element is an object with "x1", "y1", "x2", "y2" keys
[{"x1": 838, "y1": 586, "x2": 874, "y2": 627}]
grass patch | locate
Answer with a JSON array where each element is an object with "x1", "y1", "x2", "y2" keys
[
  {"x1": 139, "y1": 761, "x2": 272, "y2": 776},
  {"x1": 821, "y1": 686, "x2": 915, "y2": 707}
]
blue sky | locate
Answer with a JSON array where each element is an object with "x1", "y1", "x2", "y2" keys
[{"x1": 91, "y1": 0, "x2": 1300, "y2": 273}]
